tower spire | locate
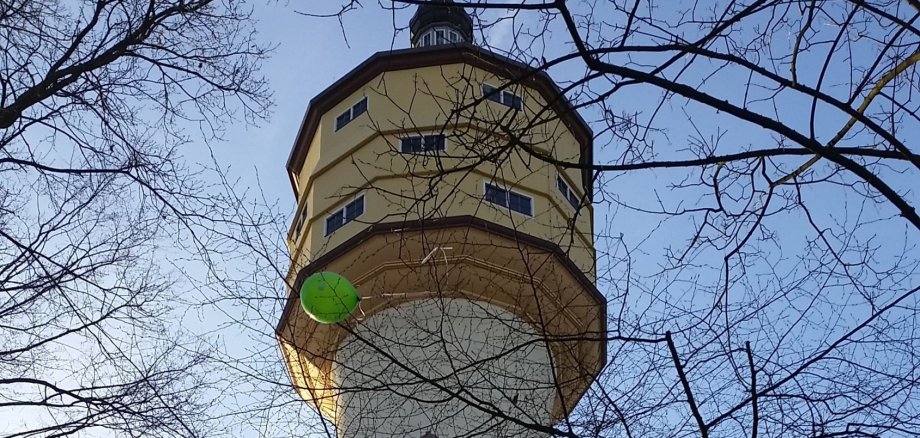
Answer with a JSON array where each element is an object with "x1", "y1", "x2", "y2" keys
[{"x1": 409, "y1": 0, "x2": 473, "y2": 47}]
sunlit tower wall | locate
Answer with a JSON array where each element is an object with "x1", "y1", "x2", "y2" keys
[{"x1": 275, "y1": 1, "x2": 606, "y2": 436}]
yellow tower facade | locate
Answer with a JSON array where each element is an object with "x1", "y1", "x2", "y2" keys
[{"x1": 276, "y1": 2, "x2": 605, "y2": 436}]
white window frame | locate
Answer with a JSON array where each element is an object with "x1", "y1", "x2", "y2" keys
[
  {"x1": 324, "y1": 193, "x2": 366, "y2": 236},
  {"x1": 481, "y1": 83, "x2": 524, "y2": 111},
  {"x1": 482, "y1": 181, "x2": 534, "y2": 217},
  {"x1": 334, "y1": 96, "x2": 368, "y2": 132},
  {"x1": 398, "y1": 132, "x2": 448, "y2": 154}
]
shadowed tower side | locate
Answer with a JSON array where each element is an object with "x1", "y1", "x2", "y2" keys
[{"x1": 276, "y1": 1, "x2": 606, "y2": 436}]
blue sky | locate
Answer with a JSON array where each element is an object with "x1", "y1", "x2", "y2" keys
[
  {"x1": 4, "y1": 1, "x2": 918, "y2": 437},
  {"x1": 160, "y1": 1, "x2": 920, "y2": 436},
  {"x1": 211, "y1": 4, "x2": 415, "y2": 202}
]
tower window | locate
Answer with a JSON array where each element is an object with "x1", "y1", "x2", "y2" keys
[
  {"x1": 416, "y1": 27, "x2": 465, "y2": 47},
  {"x1": 481, "y1": 84, "x2": 523, "y2": 110},
  {"x1": 568, "y1": 190, "x2": 579, "y2": 208},
  {"x1": 325, "y1": 195, "x2": 365, "y2": 236},
  {"x1": 335, "y1": 112, "x2": 350, "y2": 131},
  {"x1": 481, "y1": 84, "x2": 503, "y2": 104},
  {"x1": 484, "y1": 182, "x2": 533, "y2": 216},
  {"x1": 506, "y1": 93, "x2": 524, "y2": 110},
  {"x1": 352, "y1": 97, "x2": 367, "y2": 117},
  {"x1": 509, "y1": 191, "x2": 532, "y2": 215},
  {"x1": 325, "y1": 210, "x2": 344, "y2": 235},
  {"x1": 334, "y1": 97, "x2": 368, "y2": 131},
  {"x1": 400, "y1": 134, "x2": 446, "y2": 154},
  {"x1": 557, "y1": 175, "x2": 581, "y2": 209},
  {"x1": 293, "y1": 204, "x2": 309, "y2": 240},
  {"x1": 484, "y1": 183, "x2": 507, "y2": 207},
  {"x1": 557, "y1": 175, "x2": 569, "y2": 196}
]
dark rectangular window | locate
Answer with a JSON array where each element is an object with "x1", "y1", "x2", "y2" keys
[
  {"x1": 568, "y1": 191, "x2": 579, "y2": 209},
  {"x1": 345, "y1": 195, "x2": 364, "y2": 221},
  {"x1": 504, "y1": 92, "x2": 523, "y2": 110},
  {"x1": 352, "y1": 97, "x2": 367, "y2": 117},
  {"x1": 424, "y1": 134, "x2": 445, "y2": 151},
  {"x1": 423, "y1": 33, "x2": 432, "y2": 46},
  {"x1": 335, "y1": 97, "x2": 367, "y2": 131},
  {"x1": 436, "y1": 30, "x2": 445, "y2": 43},
  {"x1": 400, "y1": 136, "x2": 422, "y2": 153},
  {"x1": 400, "y1": 134, "x2": 445, "y2": 154},
  {"x1": 557, "y1": 176, "x2": 568, "y2": 196},
  {"x1": 482, "y1": 84, "x2": 523, "y2": 110},
  {"x1": 558, "y1": 174, "x2": 582, "y2": 209},
  {"x1": 325, "y1": 210, "x2": 345, "y2": 235},
  {"x1": 325, "y1": 195, "x2": 365, "y2": 236},
  {"x1": 484, "y1": 183, "x2": 533, "y2": 216},
  {"x1": 508, "y1": 192, "x2": 532, "y2": 216},
  {"x1": 482, "y1": 84, "x2": 502, "y2": 104},
  {"x1": 294, "y1": 206, "x2": 308, "y2": 239},
  {"x1": 335, "y1": 112, "x2": 351, "y2": 131},
  {"x1": 484, "y1": 184, "x2": 508, "y2": 207},
  {"x1": 449, "y1": 31, "x2": 458, "y2": 43}
]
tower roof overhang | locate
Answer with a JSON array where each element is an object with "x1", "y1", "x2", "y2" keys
[
  {"x1": 285, "y1": 44, "x2": 594, "y2": 199},
  {"x1": 276, "y1": 215, "x2": 607, "y2": 423}
]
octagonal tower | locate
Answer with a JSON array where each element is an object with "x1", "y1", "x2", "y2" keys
[{"x1": 276, "y1": 2, "x2": 605, "y2": 436}]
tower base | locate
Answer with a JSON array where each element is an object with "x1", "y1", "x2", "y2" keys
[{"x1": 334, "y1": 298, "x2": 554, "y2": 437}]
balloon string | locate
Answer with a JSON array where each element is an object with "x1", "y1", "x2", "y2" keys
[
  {"x1": 355, "y1": 246, "x2": 454, "y2": 322},
  {"x1": 439, "y1": 246, "x2": 452, "y2": 278},
  {"x1": 422, "y1": 245, "x2": 453, "y2": 280}
]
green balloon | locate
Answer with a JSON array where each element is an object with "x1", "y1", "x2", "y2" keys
[{"x1": 300, "y1": 272, "x2": 359, "y2": 324}]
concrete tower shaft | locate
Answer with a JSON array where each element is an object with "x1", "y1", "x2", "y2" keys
[{"x1": 335, "y1": 298, "x2": 555, "y2": 437}]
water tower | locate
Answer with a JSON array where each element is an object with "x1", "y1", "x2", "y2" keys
[{"x1": 276, "y1": 1, "x2": 605, "y2": 436}]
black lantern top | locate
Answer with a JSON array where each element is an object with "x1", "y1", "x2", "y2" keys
[{"x1": 409, "y1": 0, "x2": 473, "y2": 47}]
